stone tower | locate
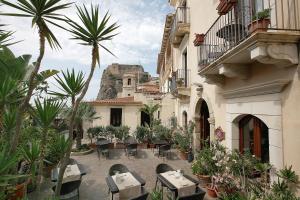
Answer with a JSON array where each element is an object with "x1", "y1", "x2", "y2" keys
[{"x1": 122, "y1": 73, "x2": 136, "y2": 97}]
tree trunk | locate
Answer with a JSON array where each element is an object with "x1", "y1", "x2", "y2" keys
[
  {"x1": 55, "y1": 45, "x2": 98, "y2": 196},
  {"x1": 76, "y1": 123, "x2": 83, "y2": 150},
  {"x1": 37, "y1": 128, "x2": 48, "y2": 194},
  {"x1": 9, "y1": 27, "x2": 46, "y2": 154}
]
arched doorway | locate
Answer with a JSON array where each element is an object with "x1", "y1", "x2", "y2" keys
[
  {"x1": 182, "y1": 111, "x2": 188, "y2": 127},
  {"x1": 141, "y1": 111, "x2": 150, "y2": 126},
  {"x1": 200, "y1": 101, "x2": 210, "y2": 147},
  {"x1": 239, "y1": 115, "x2": 269, "y2": 163}
]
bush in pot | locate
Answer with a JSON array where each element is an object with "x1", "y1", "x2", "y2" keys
[
  {"x1": 114, "y1": 126, "x2": 130, "y2": 149},
  {"x1": 248, "y1": 8, "x2": 271, "y2": 33},
  {"x1": 134, "y1": 126, "x2": 150, "y2": 148}
]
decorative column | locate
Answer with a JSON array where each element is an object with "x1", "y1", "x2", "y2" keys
[
  {"x1": 193, "y1": 115, "x2": 201, "y2": 151},
  {"x1": 207, "y1": 117, "x2": 215, "y2": 141}
]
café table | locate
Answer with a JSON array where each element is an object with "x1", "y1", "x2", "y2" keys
[
  {"x1": 157, "y1": 171, "x2": 199, "y2": 199},
  {"x1": 106, "y1": 171, "x2": 146, "y2": 200},
  {"x1": 51, "y1": 164, "x2": 86, "y2": 182}
]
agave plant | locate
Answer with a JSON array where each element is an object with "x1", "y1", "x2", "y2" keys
[
  {"x1": 55, "y1": 4, "x2": 119, "y2": 196},
  {"x1": 31, "y1": 98, "x2": 63, "y2": 191},
  {"x1": 51, "y1": 69, "x2": 85, "y2": 104},
  {"x1": 0, "y1": 0, "x2": 72, "y2": 153}
]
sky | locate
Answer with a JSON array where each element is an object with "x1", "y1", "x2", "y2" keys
[{"x1": 1, "y1": 0, "x2": 172, "y2": 100}]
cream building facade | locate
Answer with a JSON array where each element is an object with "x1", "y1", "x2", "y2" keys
[
  {"x1": 88, "y1": 73, "x2": 161, "y2": 133},
  {"x1": 157, "y1": 0, "x2": 300, "y2": 178}
]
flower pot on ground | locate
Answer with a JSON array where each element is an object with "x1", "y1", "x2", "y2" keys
[
  {"x1": 206, "y1": 184, "x2": 218, "y2": 198},
  {"x1": 187, "y1": 150, "x2": 194, "y2": 163},
  {"x1": 138, "y1": 142, "x2": 148, "y2": 149},
  {"x1": 8, "y1": 182, "x2": 27, "y2": 200},
  {"x1": 88, "y1": 142, "x2": 97, "y2": 149},
  {"x1": 178, "y1": 150, "x2": 188, "y2": 160},
  {"x1": 196, "y1": 174, "x2": 211, "y2": 187},
  {"x1": 115, "y1": 142, "x2": 125, "y2": 149}
]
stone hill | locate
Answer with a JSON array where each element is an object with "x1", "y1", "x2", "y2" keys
[{"x1": 97, "y1": 63, "x2": 150, "y2": 99}]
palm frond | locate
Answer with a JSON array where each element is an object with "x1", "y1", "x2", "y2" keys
[
  {"x1": 0, "y1": 0, "x2": 73, "y2": 49},
  {"x1": 66, "y1": 4, "x2": 119, "y2": 59}
]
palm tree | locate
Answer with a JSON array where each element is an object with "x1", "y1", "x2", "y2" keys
[
  {"x1": 0, "y1": 0, "x2": 72, "y2": 153},
  {"x1": 0, "y1": 25, "x2": 14, "y2": 47},
  {"x1": 55, "y1": 4, "x2": 119, "y2": 196},
  {"x1": 140, "y1": 104, "x2": 160, "y2": 128},
  {"x1": 63, "y1": 102, "x2": 98, "y2": 149},
  {"x1": 31, "y1": 98, "x2": 63, "y2": 192}
]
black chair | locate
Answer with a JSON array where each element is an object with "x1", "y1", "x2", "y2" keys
[
  {"x1": 97, "y1": 143, "x2": 109, "y2": 159},
  {"x1": 109, "y1": 164, "x2": 129, "y2": 176},
  {"x1": 158, "y1": 144, "x2": 171, "y2": 159},
  {"x1": 178, "y1": 187, "x2": 206, "y2": 200},
  {"x1": 129, "y1": 187, "x2": 149, "y2": 200},
  {"x1": 52, "y1": 179, "x2": 81, "y2": 200},
  {"x1": 155, "y1": 163, "x2": 174, "y2": 189},
  {"x1": 126, "y1": 143, "x2": 138, "y2": 157}
]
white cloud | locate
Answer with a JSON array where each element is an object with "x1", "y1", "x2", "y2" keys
[{"x1": 1, "y1": 0, "x2": 172, "y2": 99}]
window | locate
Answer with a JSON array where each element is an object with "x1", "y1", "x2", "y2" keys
[
  {"x1": 128, "y1": 78, "x2": 131, "y2": 86},
  {"x1": 239, "y1": 115, "x2": 269, "y2": 163},
  {"x1": 158, "y1": 111, "x2": 160, "y2": 119},
  {"x1": 110, "y1": 108, "x2": 122, "y2": 127}
]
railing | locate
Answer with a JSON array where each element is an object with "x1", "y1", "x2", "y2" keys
[
  {"x1": 198, "y1": 0, "x2": 300, "y2": 67},
  {"x1": 170, "y1": 69, "x2": 191, "y2": 93},
  {"x1": 171, "y1": 6, "x2": 190, "y2": 34}
]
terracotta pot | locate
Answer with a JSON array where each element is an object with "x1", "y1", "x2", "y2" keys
[
  {"x1": 108, "y1": 143, "x2": 114, "y2": 149},
  {"x1": 178, "y1": 150, "x2": 188, "y2": 160},
  {"x1": 138, "y1": 143, "x2": 148, "y2": 149},
  {"x1": 194, "y1": 33, "x2": 205, "y2": 46},
  {"x1": 9, "y1": 182, "x2": 26, "y2": 200},
  {"x1": 88, "y1": 143, "x2": 97, "y2": 149},
  {"x1": 248, "y1": 18, "x2": 270, "y2": 33},
  {"x1": 148, "y1": 143, "x2": 155, "y2": 149},
  {"x1": 206, "y1": 185, "x2": 218, "y2": 198},
  {"x1": 217, "y1": 0, "x2": 237, "y2": 15},
  {"x1": 43, "y1": 164, "x2": 56, "y2": 178},
  {"x1": 196, "y1": 174, "x2": 211, "y2": 187},
  {"x1": 115, "y1": 143, "x2": 125, "y2": 149}
]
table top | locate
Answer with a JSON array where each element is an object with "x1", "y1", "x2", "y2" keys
[
  {"x1": 51, "y1": 164, "x2": 86, "y2": 182},
  {"x1": 157, "y1": 172, "x2": 198, "y2": 192},
  {"x1": 152, "y1": 140, "x2": 168, "y2": 145},
  {"x1": 106, "y1": 171, "x2": 146, "y2": 194},
  {"x1": 96, "y1": 139, "x2": 111, "y2": 146}
]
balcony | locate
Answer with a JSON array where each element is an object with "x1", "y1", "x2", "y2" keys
[
  {"x1": 170, "y1": 69, "x2": 191, "y2": 98},
  {"x1": 170, "y1": 7, "x2": 190, "y2": 47},
  {"x1": 197, "y1": 0, "x2": 300, "y2": 84}
]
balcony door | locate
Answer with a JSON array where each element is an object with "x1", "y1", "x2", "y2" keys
[
  {"x1": 200, "y1": 101, "x2": 210, "y2": 148},
  {"x1": 239, "y1": 115, "x2": 269, "y2": 163},
  {"x1": 182, "y1": 49, "x2": 188, "y2": 87}
]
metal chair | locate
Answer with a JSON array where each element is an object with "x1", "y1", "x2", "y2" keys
[
  {"x1": 155, "y1": 163, "x2": 174, "y2": 190},
  {"x1": 52, "y1": 179, "x2": 81, "y2": 200},
  {"x1": 109, "y1": 164, "x2": 129, "y2": 176},
  {"x1": 129, "y1": 187, "x2": 149, "y2": 200},
  {"x1": 158, "y1": 144, "x2": 171, "y2": 159},
  {"x1": 178, "y1": 187, "x2": 206, "y2": 200},
  {"x1": 126, "y1": 143, "x2": 138, "y2": 157},
  {"x1": 97, "y1": 143, "x2": 109, "y2": 159}
]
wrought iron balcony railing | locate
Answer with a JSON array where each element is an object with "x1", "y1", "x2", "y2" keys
[
  {"x1": 170, "y1": 69, "x2": 191, "y2": 93},
  {"x1": 170, "y1": 6, "x2": 190, "y2": 45},
  {"x1": 198, "y1": 0, "x2": 300, "y2": 68}
]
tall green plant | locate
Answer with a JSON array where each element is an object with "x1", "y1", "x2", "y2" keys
[
  {"x1": 31, "y1": 98, "x2": 63, "y2": 192},
  {"x1": 140, "y1": 104, "x2": 160, "y2": 129},
  {"x1": 0, "y1": 0, "x2": 72, "y2": 154},
  {"x1": 55, "y1": 4, "x2": 119, "y2": 196}
]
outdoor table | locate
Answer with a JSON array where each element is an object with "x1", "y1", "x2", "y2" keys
[
  {"x1": 96, "y1": 139, "x2": 111, "y2": 146},
  {"x1": 51, "y1": 164, "x2": 86, "y2": 182},
  {"x1": 157, "y1": 171, "x2": 199, "y2": 198},
  {"x1": 106, "y1": 171, "x2": 146, "y2": 200},
  {"x1": 152, "y1": 140, "x2": 169, "y2": 155}
]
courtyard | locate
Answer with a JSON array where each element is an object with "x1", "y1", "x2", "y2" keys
[{"x1": 29, "y1": 148, "x2": 213, "y2": 200}]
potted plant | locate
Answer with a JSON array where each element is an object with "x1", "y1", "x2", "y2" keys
[
  {"x1": 217, "y1": 0, "x2": 237, "y2": 15},
  {"x1": 134, "y1": 126, "x2": 150, "y2": 149},
  {"x1": 105, "y1": 125, "x2": 116, "y2": 149},
  {"x1": 114, "y1": 126, "x2": 130, "y2": 149},
  {"x1": 193, "y1": 33, "x2": 205, "y2": 46},
  {"x1": 248, "y1": 8, "x2": 271, "y2": 33}
]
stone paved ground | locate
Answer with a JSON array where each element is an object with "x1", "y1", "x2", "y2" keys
[{"x1": 29, "y1": 148, "x2": 215, "y2": 200}]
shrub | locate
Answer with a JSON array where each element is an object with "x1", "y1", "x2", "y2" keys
[
  {"x1": 134, "y1": 126, "x2": 150, "y2": 143},
  {"x1": 153, "y1": 125, "x2": 171, "y2": 141},
  {"x1": 114, "y1": 126, "x2": 130, "y2": 142}
]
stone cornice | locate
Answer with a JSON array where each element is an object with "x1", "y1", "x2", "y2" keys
[{"x1": 221, "y1": 79, "x2": 290, "y2": 99}]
